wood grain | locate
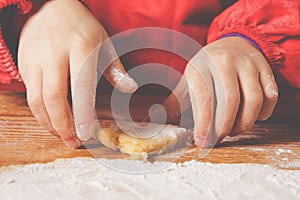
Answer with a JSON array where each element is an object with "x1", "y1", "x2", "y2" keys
[{"x1": 0, "y1": 90, "x2": 299, "y2": 170}]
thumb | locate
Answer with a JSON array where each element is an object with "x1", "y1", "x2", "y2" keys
[
  {"x1": 143, "y1": 76, "x2": 191, "y2": 124},
  {"x1": 98, "y1": 37, "x2": 138, "y2": 93}
]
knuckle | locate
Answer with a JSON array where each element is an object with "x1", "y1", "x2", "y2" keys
[
  {"x1": 210, "y1": 51, "x2": 234, "y2": 67},
  {"x1": 263, "y1": 79, "x2": 278, "y2": 102},
  {"x1": 43, "y1": 90, "x2": 67, "y2": 102},
  {"x1": 246, "y1": 91, "x2": 263, "y2": 109},
  {"x1": 73, "y1": 28, "x2": 103, "y2": 50},
  {"x1": 242, "y1": 59, "x2": 257, "y2": 72},
  {"x1": 27, "y1": 93, "x2": 43, "y2": 108},
  {"x1": 266, "y1": 88, "x2": 279, "y2": 101},
  {"x1": 218, "y1": 52, "x2": 234, "y2": 63},
  {"x1": 224, "y1": 88, "x2": 239, "y2": 105}
]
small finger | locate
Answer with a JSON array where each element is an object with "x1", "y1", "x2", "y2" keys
[
  {"x1": 22, "y1": 66, "x2": 58, "y2": 137},
  {"x1": 257, "y1": 65, "x2": 278, "y2": 121}
]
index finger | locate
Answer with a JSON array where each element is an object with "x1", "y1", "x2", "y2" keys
[
  {"x1": 70, "y1": 44, "x2": 100, "y2": 141},
  {"x1": 185, "y1": 60, "x2": 215, "y2": 148}
]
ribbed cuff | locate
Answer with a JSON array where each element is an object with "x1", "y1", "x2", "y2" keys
[
  {"x1": 208, "y1": 28, "x2": 283, "y2": 70},
  {"x1": 221, "y1": 32, "x2": 262, "y2": 52}
]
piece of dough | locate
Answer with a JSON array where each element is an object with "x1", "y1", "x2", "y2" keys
[{"x1": 95, "y1": 120, "x2": 193, "y2": 158}]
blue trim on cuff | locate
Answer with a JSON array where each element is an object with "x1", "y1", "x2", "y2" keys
[{"x1": 221, "y1": 33, "x2": 262, "y2": 52}]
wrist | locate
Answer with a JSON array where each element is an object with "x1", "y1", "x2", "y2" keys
[{"x1": 221, "y1": 33, "x2": 262, "y2": 52}]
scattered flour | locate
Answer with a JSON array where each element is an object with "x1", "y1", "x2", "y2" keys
[
  {"x1": 250, "y1": 148, "x2": 266, "y2": 152},
  {"x1": 222, "y1": 135, "x2": 262, "y2": 142},
  {"x1": 0, "y1": 158, "x2": 299, "y2": 200},
  {"x1": 275, "y1": 148, "x2": 293, "y2": 156}
]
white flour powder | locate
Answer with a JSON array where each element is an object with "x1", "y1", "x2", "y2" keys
[{"x1": 0, "y1": 158, "x2": 299, "y2": 200}]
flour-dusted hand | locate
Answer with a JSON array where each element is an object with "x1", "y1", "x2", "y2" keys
[
  {"x1": 161, "y1": 36, "x2": 278, "y2": 148},
  {"x1": 18, "y1": 0, "x2": 138, "y2": 148}
]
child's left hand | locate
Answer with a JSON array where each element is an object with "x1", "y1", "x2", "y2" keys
[{"x1": 160, "y1": 36, "x2": 278, "y2": 148}]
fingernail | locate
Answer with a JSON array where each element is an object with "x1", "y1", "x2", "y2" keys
[
  {"x1": 77, "y1": 124, "x2": 92, "y2": 141},
  {"x1": 76, "y1": 122, "x2": 99, "y2": 141},
  {"x1": 65, "y1": 138, "x2": 81, "y2": 148},
  {"x1": 116, "y1": 74, "x2": 138, "y2": 93}
]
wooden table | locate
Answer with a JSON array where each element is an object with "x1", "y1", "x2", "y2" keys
[{"x1": 0, "y1": 90, "x2": 300, "y2": 170}]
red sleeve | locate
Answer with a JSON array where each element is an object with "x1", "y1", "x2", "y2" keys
[
  {"x1": 0, "y1": 0, "x2": 32, "y2": 88},
  {"x1": 207, "y1": 0, "x2": 300, "y2": 89}
]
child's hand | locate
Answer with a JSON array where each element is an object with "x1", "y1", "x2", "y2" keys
[
  {"x1": 18, "y1": 0, "x2": 138, "y2": 148},
  {"x1": 161, "y1": 36, "x2": 278, "y2": 148}
]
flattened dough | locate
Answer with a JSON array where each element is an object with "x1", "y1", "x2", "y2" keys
[{"x1": 95, "y1": 121, "x2": 193, "y2": 158}]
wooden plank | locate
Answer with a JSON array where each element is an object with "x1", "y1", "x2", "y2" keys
[{"x1": 0, "y1": 91, "x2": 299, "y2": 170}]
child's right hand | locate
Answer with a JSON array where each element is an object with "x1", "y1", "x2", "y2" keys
[{"x1": 18, "y1": 0, "x2": 138, "y2": 148}]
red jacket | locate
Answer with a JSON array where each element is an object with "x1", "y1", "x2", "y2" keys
[{"x1": 0, "y1": 0, "x2": 300, "y2": 91}]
